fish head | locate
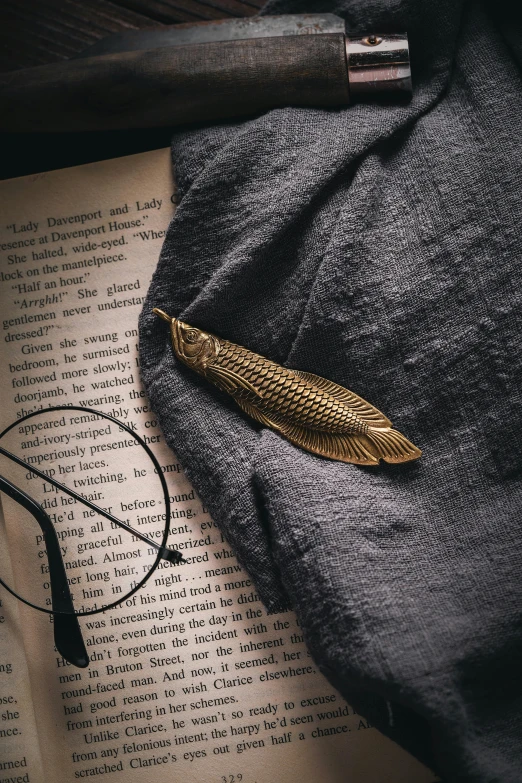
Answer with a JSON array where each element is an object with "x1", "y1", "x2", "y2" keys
[{"x1": 171, "y1": 319, "x2": 220, "y2": 372}]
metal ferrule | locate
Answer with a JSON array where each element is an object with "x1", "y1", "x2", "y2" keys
[{"x1": 345, "y1": 33, "x2": 412, "y2": 97}]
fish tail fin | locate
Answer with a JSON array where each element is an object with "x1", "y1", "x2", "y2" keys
[{"x1": 366, "y1": 428, "x2": 421, "y2": 464}]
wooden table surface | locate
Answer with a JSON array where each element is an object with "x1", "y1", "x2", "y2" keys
[
  {"x1": 0, "y1": 0, "x2": 263, "y2": 71},
  {"x1": 0, "y1": 0, "x2": 263, "y2": 178}
]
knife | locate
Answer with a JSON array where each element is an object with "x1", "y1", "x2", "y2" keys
[{"x1": 0, "y1": 15, "x2": 411, "y2": 133}]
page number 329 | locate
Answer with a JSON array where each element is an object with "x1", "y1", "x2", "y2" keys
[{"x1": 221, "y1": 776, "x2": 243, "y2": 782}]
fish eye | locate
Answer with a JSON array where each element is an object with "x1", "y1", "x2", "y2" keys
[{"x1": 185, "y1": 330, "x2": 199, "y2": 343}]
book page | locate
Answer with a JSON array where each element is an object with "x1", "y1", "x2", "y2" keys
[
  {"x1": 0, "y1": 570, "x2": 44, "y2": 783},
  {"x1": 0, "y1": 149, "x2": 436, "y2": 783}
]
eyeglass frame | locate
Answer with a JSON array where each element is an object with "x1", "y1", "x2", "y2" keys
[{"x1": 0, "y1": 405, "x2": 185, "y2": 667}]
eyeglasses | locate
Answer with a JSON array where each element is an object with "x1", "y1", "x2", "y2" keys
[{"x1": 0, "y1": 406, "x2": 185, "y2": 668}]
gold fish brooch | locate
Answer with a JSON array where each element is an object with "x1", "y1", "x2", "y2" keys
[{"x1": 154, "y1": 309, "x2": 421, "y2": 466}]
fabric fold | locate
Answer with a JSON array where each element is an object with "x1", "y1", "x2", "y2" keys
[{"x1": 140, "y1": 1, "x2": 522, "y2": 779}]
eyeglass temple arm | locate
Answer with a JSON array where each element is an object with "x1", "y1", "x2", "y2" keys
[
  {"x1": 0, "y1": 446, "x2": 185, "y2": 565},
  {"x1": 0, "y1": 475, "x2": 89, "y2": 668}
]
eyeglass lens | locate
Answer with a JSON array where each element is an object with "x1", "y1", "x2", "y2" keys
[{"x1": 0, "y1": 409, "x2": 171, "y2": 615}]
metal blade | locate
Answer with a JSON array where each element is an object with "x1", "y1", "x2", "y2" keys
[{"x1": 76, "y1": 14, "x2": 346, "y2": 58}]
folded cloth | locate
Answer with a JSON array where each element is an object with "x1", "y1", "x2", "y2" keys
[{"x1": 139, "y1": 0, "x2": 522, "y2": 779}]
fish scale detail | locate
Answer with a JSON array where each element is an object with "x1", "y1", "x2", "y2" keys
[
  {"x1": 219, "y1": 341, "x2": 364, "y2": 432},
  {"x1": 154, "y1": 310, "x2": 422, "y2": 466}
]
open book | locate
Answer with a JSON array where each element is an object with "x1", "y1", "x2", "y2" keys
[{"x1": 0, "y1": 149, "x2": 436, "y2": 783}]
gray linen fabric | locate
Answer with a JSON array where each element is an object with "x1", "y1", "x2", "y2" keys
[{"x1": 139, "y1": 1, "x2": 522, "y2": 779}]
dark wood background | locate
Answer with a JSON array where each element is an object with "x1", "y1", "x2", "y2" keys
[
  {"x1": 0, "y1": 0, "x2": 263, "y2": 71},
  {"x1": 0, "y1": 0, "x2": 262, "y2": 178}
]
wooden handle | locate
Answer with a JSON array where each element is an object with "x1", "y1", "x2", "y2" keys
[{"x1": 0, "y1": 35, "x2": 349, "y2": 132}]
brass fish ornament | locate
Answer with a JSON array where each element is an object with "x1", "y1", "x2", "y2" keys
[{"x1": 154, "y1": 309, "x2": 421, "y2": 466}]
